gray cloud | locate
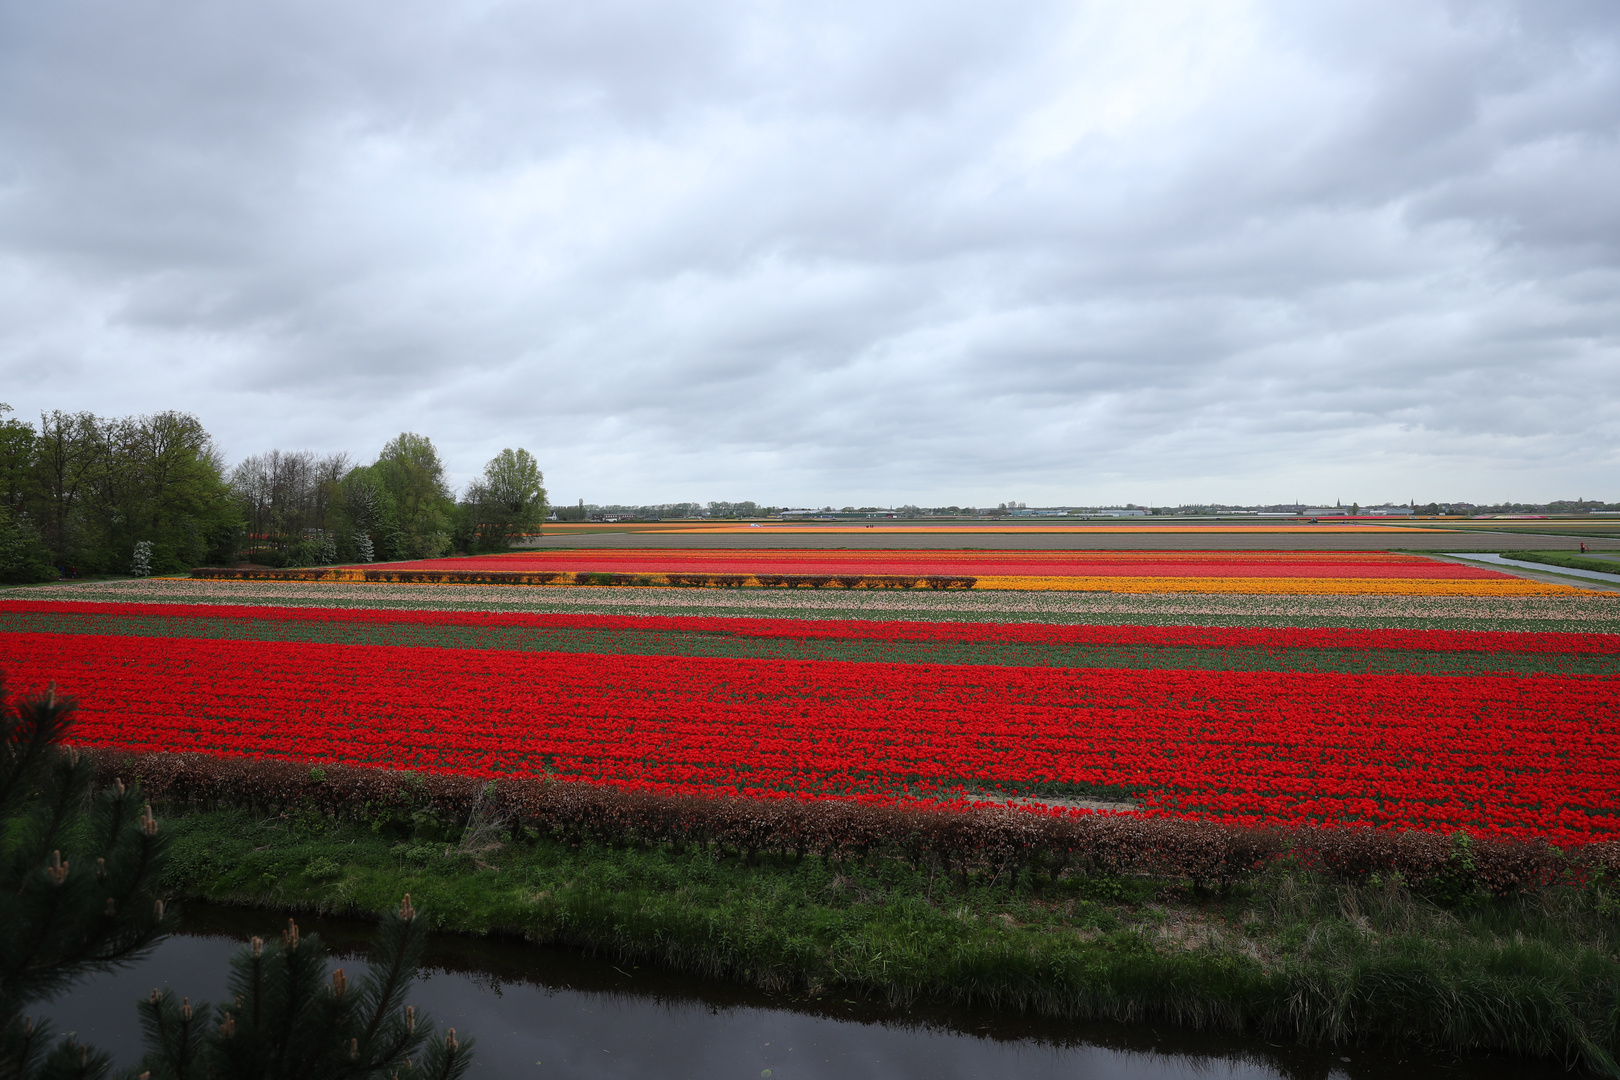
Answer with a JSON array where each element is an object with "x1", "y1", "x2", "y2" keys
[{"x1": 1, "y1": 0, "x2": 1616, "y2": 506}]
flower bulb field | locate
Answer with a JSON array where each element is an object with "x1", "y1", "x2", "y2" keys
[
  {"x1": 206, "y1": 547, "x2": 1598, "y2": 595},
  {"x1": 5, "y1": 542, "x2": 1619, "y2": 846}
]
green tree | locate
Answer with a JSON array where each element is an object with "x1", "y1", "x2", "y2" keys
[
  {"x1": 27, "y1": 410, "x2": 98, "y2": 566},
  {"x1": 0, "y1": 679, "x2": 173, "y2": 1071},
  {"x1": 0, "y1": 507, "x2": 53, "y2": 584},
  {"x1": 20, "y1": 410, "x2": 241, "y2": 574},
  {"x1": 460, "y1": 448, "x2": 546, "y2": 552},
  {"x1": 333, "y1": 468, "x2": 402, "y2": 563},
  {"x1": 0, "y1": 406, "x2": 35, "y2": 515},
  {"x1": 92, "y1": 412, "x2": 240, "y2": 572},
  {"x1": 374, "y1": 435, "x2": 454, "y2": 560}
]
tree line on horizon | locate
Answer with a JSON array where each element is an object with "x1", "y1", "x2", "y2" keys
[{"x1": 0, "y1": 403, "x2": 547, "y2": 582}]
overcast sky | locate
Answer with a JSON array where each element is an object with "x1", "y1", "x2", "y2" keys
[{"x1": 1, "y1": 0, "x2": 1617, "y2": 507}]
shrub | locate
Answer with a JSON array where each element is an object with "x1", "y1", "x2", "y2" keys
[
  {"x1": 0, "y1": 508, "x2": 54, "y2": 585},
  {"x1": 88, "y1": 751, "x2": 1598, "y2": 898}
]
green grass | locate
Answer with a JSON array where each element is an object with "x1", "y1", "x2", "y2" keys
[
  {"x1": 159, "y1": 806, "x2": 1620, "y2": 1074},
  {"x1": 7, "y1": 609, "x2": 1619, "y2": 676},
  {"x1": 1505, "y1": 552, "x2": 1620, "y2": 577},
  {"x1": 0, "y1": 573, "x2": 140, "y2": 590}
]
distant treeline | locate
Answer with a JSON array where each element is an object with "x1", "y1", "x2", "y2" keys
[
  {"x1": 0, "y1": 402, "x2": 546, "y2": 581},
  {"x1": 560, "y1": 502, "x2": 983, "y2": 521},
  {"x1": 558, "y1": 500, "x2": 780, "y2": 521}
]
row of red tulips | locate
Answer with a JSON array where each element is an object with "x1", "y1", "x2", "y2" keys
[{"x1": 10, "y1": 628, "x2": 1618, "y2": 844}]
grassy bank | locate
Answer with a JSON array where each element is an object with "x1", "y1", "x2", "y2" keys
[
  {"x1": 161, "y1": 806, "x2": 1620, "y2": 1075},
  {"x1": 1506, "y1": 551, "x2": 1620, "y2": 577}
]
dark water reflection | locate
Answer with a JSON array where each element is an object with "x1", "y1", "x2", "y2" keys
[{"x1": 36, "y1": 905, "x2": 1567, "y2": 1080}]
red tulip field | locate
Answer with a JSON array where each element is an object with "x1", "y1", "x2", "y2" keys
[{"x1": 6, "y1": 596, "x2": 1618, "y2": 845}]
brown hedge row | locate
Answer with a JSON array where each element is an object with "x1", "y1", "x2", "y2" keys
[
  {"x1": 191, "y1": 567, "x2": 566, "y2": 585},
  {"x1": 90, "y1": 751, "x2": 1620, "y2": 898},
  {"x1": 190, "y1": 568, "x2": 976, "y2": 589}
]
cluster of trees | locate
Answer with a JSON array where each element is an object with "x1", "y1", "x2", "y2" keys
[
  {"x1": 0, "y1": 402, "x2": 548, "y2": 581},
  {"x1": 231, "y1": 437, "x2": 548, "y2": 568},
  {"x1": 0, "y1": 405, "x2": 239, "y2": 581}
]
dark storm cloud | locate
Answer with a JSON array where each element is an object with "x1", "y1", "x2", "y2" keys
[{"x1": 0, "y1": 0, "x2": 1616, "y2": 505}]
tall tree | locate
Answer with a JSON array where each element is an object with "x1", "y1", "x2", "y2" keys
[
  {"x1": 374, "y1": 434, "x2": 455, "y2": 559},
  {"x1": 75, "y1": 412, "x2": 239, "y2": 573},
  {"x1": 0, "y1": 406, "x2": 51, "y2": 583},
  {"x1": 27, "y1": 410, "x2": 98, "y2": 564},
  {"x1": 18, "y1": 410, "x2": 239, "y2": 574},
  {"x1": 229, "y1": 450, "x2": 351, "y2": 565},
  {"x1": 0, "y1": 406, "x2": 34, "y2": 515},
  {"x1": 461, "y1": 448, "x2": 546, "y2": 551},
  {"x1": 333, "y1": 467, "x2": 398, "y2": 562}
]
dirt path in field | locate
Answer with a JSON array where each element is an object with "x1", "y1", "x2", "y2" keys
[
  {"x1": 1424, "y1": 553, "x2": 1620, "y2": 593},
  {"x1": 970, "y1": 794, "x2": 1138, "y2": 814}
]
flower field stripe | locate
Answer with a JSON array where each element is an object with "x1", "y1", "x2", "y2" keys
[
  {"x1": 515, "y1": 522, "x2": 1450, "y2": 534},
  {"x1": 376, "y1": 548, "x2": 1503, "y2": 578},
  {"x1": 187, "y1": 569, "x2": 1605, "y2": 596},
  {"x1": 13, "y1": 609, "x2": 1620, "y2": 676},
  {"x1": 8, "y1": 599, "x2": 1620, "y2": 654},
  {"x1": 9, "y1": 629, "x2": 1620, "y2": 843},
  {"x1": 967, "y1": 576, "x2": 1591, "y2": 595},
  {"x1": 30, "y1": 579, "x2": 1620, "y2": 634},
  {"x1": 204, "y1": 546, "x2": 1600, "y2": 595}
]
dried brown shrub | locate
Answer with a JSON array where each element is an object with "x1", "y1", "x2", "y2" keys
[{"x1": 86, "y1": 751, "x2": 1600, "y2": 895}]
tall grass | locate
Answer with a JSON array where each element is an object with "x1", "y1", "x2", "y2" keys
[{"x1": 159, "y1": 807, "x2": 1620, "y2": 1076}]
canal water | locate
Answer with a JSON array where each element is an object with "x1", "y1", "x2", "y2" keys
[{"x1": 35, "y1": 905, "x2": 1566, "y2": 1079}]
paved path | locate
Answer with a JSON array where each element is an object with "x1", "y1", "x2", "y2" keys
[{"x1": 1440, "y1": 552, "x2": 1620, "y2": 585}]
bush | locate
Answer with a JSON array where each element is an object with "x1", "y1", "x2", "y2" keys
[
  {"x1": 0, "y1": 508, "x2": 54, "y2": 585},
  {"x1": 90, "y1": 751, "x2": 1593, "y2": 899}
]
